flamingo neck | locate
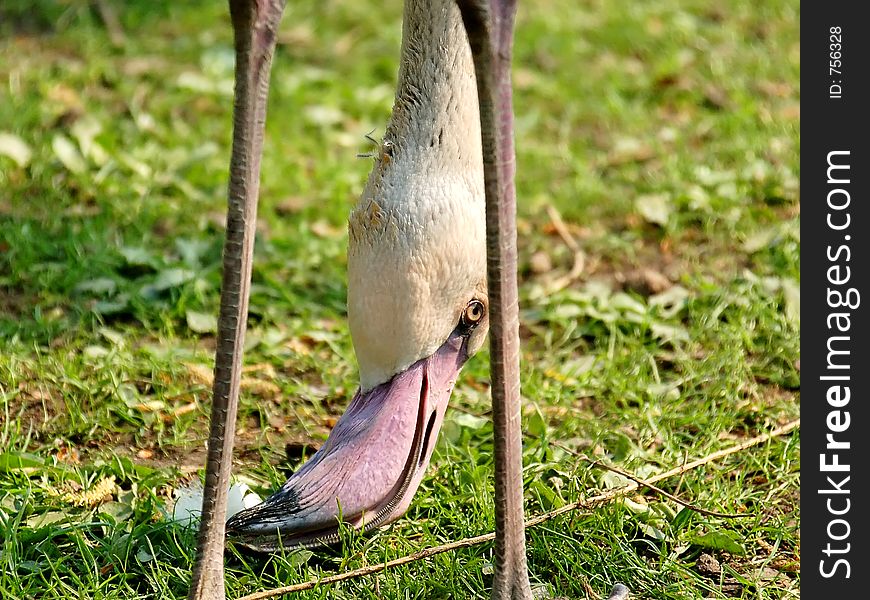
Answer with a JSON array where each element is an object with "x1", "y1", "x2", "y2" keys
[
  {"x1": 385, "y1": 0, "x2": 481, "y2": 174},
  {"x1": 347, "y1": 0, "x2": 485, "y2": 392}
]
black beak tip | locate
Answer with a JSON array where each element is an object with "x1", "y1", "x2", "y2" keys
[{"x1": 222, "y1": 486, "x2": 313, "y2": 551}]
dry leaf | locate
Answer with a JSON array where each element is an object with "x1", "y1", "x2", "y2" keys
[
  {"x1": 52, "y1": 134, "x2": 86, "y2": 174},
  {"x1": 0, "y1": 132, "x2": 32, "y2": 167},
  {"x1": 185, "y1": 363, "x2": 214, "y2": 387},
  {"x1": 635, "y1": 193, "x2": 671, "y2": 227}
]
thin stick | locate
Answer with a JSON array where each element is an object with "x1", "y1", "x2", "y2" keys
[
  {"x1": 525, "y1": 418, "x2": 800, "y2": 528},
  {"x1": 545, "y1": 204, "x2": 581, "y2": 253},
  {"x1": 551, "y1": 441, "x2": 747, "y2": 519},
  {"x1": 455, "y1": 405, "x2": 749, "y2": 519},
  {"x1": 543, "y1": 204, "x2": 586, "y2": 292},
  {"x1": 93, "y1": 0, "x2": 125, "y2": 47},
  {"x1": 235, "y1": 418, "x2": 799, "y2": 600}
]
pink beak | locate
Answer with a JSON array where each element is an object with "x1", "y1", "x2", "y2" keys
[{"x1": 226, "y1": 330, "x2": 470, "y2": 550}]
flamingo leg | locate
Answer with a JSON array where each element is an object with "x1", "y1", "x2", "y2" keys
[
  {"x1": 187, "y1": 2, "x2": 286, "y2": 599},
  {"x1": 456, "y1": 2, "x2": 628, "y2": 598},
  {"x1": 454, "y1": 2, "x2": 532, "y2": 598}
]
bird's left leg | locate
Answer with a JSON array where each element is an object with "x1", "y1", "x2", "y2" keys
[{"x1": 186, "y1": 2, "x2": 286, "y2": 599}]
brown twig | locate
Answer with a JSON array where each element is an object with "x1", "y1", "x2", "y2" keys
[
  {"x1": 93, "y1": 0, "x2": 125, "y2": 47},
  {"x1": 234, "y1": 418, "x2": 799, "y2": 600},
  {"x1": 545, "y1": 204, "x2": 580, "y2": 254},
  {"x1": 524, "y1": 418, "x2": 800, "y2": 528},
  {"x1": 550, "y1": 440, "x2": 747, "y2": 519},
  {"x1": 462, "y1": 404, "x2": 751, "y2": 518},
  {"x1": 543, "y1": 204, "x2": 586, "y2": 292}
]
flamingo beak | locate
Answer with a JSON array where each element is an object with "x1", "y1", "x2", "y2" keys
[{"x1": 225, "y1": 329, "x2": 469, "y2": 551}]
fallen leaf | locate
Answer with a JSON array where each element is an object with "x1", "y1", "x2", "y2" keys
[
  {"x1": 650, "y1": 322, "x2": 689, "y2": 343},
  {"x1": 0, "y1": 132, "x2": 32, "y2": 167},
  {"x1": 275, "y1": 196, "x2": 307, "y2": 215},
  {"x1": 703, "y1": 85, "x2": 731, "y2": 110},
  {"x1": 151, "y1": 268, "x2": 196, "y2": 291},
  {"x1": 83, "y1": 345, "x2": 110, "y2": 358},
  {"x1": 689, "y1": 529, "x2": 745, "y2": 555},
  {"x1": 240, "y1": 378, "x2": 280, "y2": 399},
  {"x1": 286, "y1": 337, "x2": 314, "y2": 356},
  {"x1": 742, "y1": 227, "x2": 779, "y2": 253},
  {"x1": 452, "y1": 412, "x2": 488, "y2": 430},
  {"x1": 52, "y1": 134, "x2": 87, "y2": 174},
  {"x1": 56, "y1": 445, "x2": 81, "y2": 465},
  {"x1": 47, "y1": 84, "x2": 82, "y2": 110},
  {"x1": 529, "y1": 251, "x2": 552, "y2": 274},
  {"x1": 304, "y1": 105, "x2": 344, "y2": 126},
  {"x1": 176, "y1": 71, "x2": 232, "y2": 96},
  {"x1": 0, "y1": 452, "x2": 45, "y2": 475},
  {"x1": 186, "y1": 310, "x2": 217, "y2": 333},
  {"x1": 781, "y1": 278, "x2": 800, "y2": 323},
  {"x1": 605, "y1": 136, "x2": 656, "y2": 166},
  {"x1": 71, "y1": 116, "x2": 108, "y2": 165},
  {"x1": 119, "y1": 246, "x2": 157, "y2": 268},
  {"x1": 310, "y1": 219, "x2": 343, "y2": 239},
  {"x1": 135, "y1": 400, "x2": 166, "y2": 412},
  {"x1": 171, "y1": 402, "x2": 198, "y2": 418},
  {"x1": 185, "y1": 363, "x2": 214, "y2": 387},
  {"x1": 136, "y1": 547, "x2": 154, "y2": 563},
  {"x1": 649, "y1": 285, "x2": 691, "y2": 318},
  {"x1": 75, "y1": 277, "x2": 117, "y2": 296},
  {"x1": 26, "y1": 511, "x2": 70, "y2": 529},
  {"x1": 624, "y1": 268, "x2": 671, "y2": 296},
  {"x1": 635, "y1": 193, "x2": 671, "y2": 226}
]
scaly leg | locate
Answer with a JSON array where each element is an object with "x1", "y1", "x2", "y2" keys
[{"x1": 186, "y1": 2, "x2": 286, "y2": 599}]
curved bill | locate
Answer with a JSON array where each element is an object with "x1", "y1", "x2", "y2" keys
[{"x1": 226, "y1": 330, "x2": 468, "y2": 551}]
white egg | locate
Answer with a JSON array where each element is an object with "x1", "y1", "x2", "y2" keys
[{"x1": 170, "y1": 481, "x2": 262, "y2": 526}]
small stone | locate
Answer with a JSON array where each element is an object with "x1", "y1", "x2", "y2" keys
[{"x1": 606, "y1": 584, "x2": 630, "y2": 600}]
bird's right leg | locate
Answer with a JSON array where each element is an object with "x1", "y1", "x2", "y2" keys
[
  {"x1": 454, "y1": 1, "x2": 531, "y2": 598},
  {"x1": 455, "y1": 1, "x2": 629, "y2": 598}
]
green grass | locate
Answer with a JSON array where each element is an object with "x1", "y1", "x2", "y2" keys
[{"x1": 1, "y1": 0, "x2": 799, "y2": 598}]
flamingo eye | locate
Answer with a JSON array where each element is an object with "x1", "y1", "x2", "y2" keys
[{"x1": 462, "y1": 300, "x2": 485, "y2": 327}]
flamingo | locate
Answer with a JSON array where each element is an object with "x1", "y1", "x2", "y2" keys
[
  {"x1": 186, "y1": 1, "x2": 626, "y2": 599},
  {"x1": 225, "y1": 0, "x2": 496, "y2": 552}
]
